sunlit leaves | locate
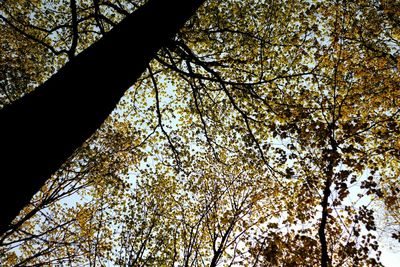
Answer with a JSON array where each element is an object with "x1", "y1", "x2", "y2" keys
[{"x1": 1, "y1": 0, "x2": 399, "y2": 265}]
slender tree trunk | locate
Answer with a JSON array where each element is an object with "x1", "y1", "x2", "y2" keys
[
  {"x1": 318, "y1": 127, "x2": 337, "y2": 267},
  {"x1": 0, "y1": 0, "x2": 206, "y2": 235},
  {"x1": 318, "y1": 176, "x2": 332, "y2": 267}
]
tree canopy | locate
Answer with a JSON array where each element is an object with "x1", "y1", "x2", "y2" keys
[
  {"x1": 0, "y1": 0, "x2": 205, "y2": 235},
  {"x1": 1, "y1": 0, "x2": 399, "y2": 266}
]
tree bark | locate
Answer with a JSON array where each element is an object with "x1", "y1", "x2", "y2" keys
[
  {"x1": 0, "y1": 0, "x2": 206, "y2": 235},
  {"x1": 318, "y1": 127, "x2": 337, "y2": 267},
  {"x1": 318, "y1": 176, "x2": 332, "y2": 267}
]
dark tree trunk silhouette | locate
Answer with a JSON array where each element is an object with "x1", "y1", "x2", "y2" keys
[
  {"x1": 318, "y1": 124, "x2": 337, "y2": 267},
  {"x1": 0, "y1": 0, "x2": 205, "y2": 235}
]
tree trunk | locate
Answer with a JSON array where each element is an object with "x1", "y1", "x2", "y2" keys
[{"x1": 0, "y1": 0, "x2": 205, "y2": 235}]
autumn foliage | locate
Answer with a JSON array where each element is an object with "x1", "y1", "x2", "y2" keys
[{"x1": 1, "y1": 0, "x2": 399, "y2": 266}]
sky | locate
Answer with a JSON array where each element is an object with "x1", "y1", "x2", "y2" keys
[{"x1": 381, "y1": 247, "x2": 400, "y2": 267}]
